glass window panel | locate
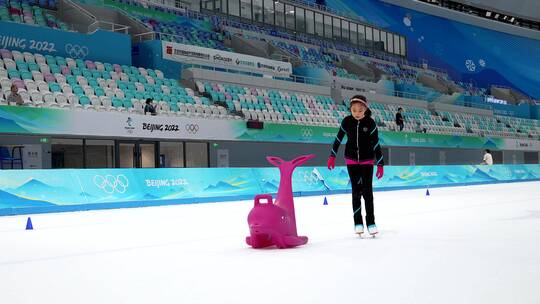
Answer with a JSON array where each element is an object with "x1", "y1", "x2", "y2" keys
[
  {"x1": 85, "y1": 139, "x2": 114, "y2": 168},
  {"x1": 263, "y1": 0, "x2": 274, "y2": 25},
  {"x1": 400, "y1": 36, "x2": 406, "y2": 56},
  {"x1": 387, "y1": 33, "x2": 394, "y2": 53},
  {"x1": 186, "y1": 142, "x2": 208, "y2": 168},
  {"x1": 296, "y1": 7, "x2": 305, "y2": 32},
  {"x1": 306, "y1": 10, "x2": 314, "y2": 35},
  {"x1": 229, "y1": 0, "x2": 239, "y2": 16},
  {"x1": 365, "y1": 26, "x2": 373, "y2": 48},
  {"x1": 51, "y1": 138, "x2": 83, "y2": 168},
  {"x1": 221, "y1": 0, "x2": 227, "y2": 14},
  {"x1": 253, "y1": 0, "x2": 263, "y2": 23},
  {"x1": 140, "y1": 143, "x2": 155, "y2": 168},
  {"x1": 394, "y1": 34, "x2": 401, "y2": 55},
  {"x1": 160, "y1": 142, "x2": 184, "y2": 168},
  {"x1": 380, "y1": 31, "x2": 387, "y2": 51},
  {"x1": 358, "y1": 24, "x2": 365, "y2": 46},
  {"x1": 314, "y1": 13, "x2": 323, "y2": 36},
  {"x1": 285, "y1": 4, "x2": 295, "y2": 30},
  {"x1": 240, "y1": 0, "x2": 252, "y2": 20},
  {"x1": 324, "y1": 15, "x2": 332, "y2": 38},
  {"x1": 332, "y1": 17, "x2": 341, "y2": 39},
  {"x1": 373, "y1": 28, "x2": 380, "y2": 42},
  {"x1": 342, "y1": 20, "x2": 350, "y2": 42},
  {"x1": 118, "y1": 143, "x2": 135, "y2": 168},
  {"x1": 350, "y1": 23, "x2": 358, "y2": 45},
  {"x1": 275, "y1": 2, "x2": 285, "y2": 27}
]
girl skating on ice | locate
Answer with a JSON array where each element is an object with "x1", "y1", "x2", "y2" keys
[{"x1": 327, "y1": 95, "x2": 384, "y2": 236}]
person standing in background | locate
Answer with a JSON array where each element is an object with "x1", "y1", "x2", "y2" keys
[
  {"x1": 7, "y1": 84, "x2": 24, "y2": 106},
  {"x1": 395, "y1": 107, "x2": 404, "y2": 131},
  {"x1": 481, "y1": 149, "x2": 493, "y2": 165}
]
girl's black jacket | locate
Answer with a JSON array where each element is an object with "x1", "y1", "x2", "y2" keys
[{"x1": 330, "y1": 115, "x2": 384, "y2": 166}]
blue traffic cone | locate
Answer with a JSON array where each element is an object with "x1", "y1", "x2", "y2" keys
[
  {"x1": 426, "y1": 189, "x2": 430, "y2": 196},
  {"x1": 323, "y1": 197, "x2": 328, "y2": 205},
  {"x1": 26, "y1": 217, "x2": 33, "y2": 230}
]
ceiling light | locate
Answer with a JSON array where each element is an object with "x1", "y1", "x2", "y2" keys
[{"x1": 485, "y1": 11, "x2": 491, "y2": 17}]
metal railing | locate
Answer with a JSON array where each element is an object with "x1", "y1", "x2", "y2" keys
[
  {"x1": 88, "y1": 20, "x2": 130, "y2": 34},
  {"x1": 454, "y1": 99, "x2": 493, "y2": 111}
]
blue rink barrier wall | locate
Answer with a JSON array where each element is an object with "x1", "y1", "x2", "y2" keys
[{"x1": 0, "y1": 164, "x2": 539, "y2": 216}]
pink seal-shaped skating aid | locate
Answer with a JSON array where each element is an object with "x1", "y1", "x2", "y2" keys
[{"x1": 246, "y1": 154, "x2": 315, "y2": 249}]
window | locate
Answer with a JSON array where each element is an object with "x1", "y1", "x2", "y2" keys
[
  {"x1": 373, "y1": 28, "x2": 380, "y2": 43},
  {"x1": 400, "y1": 36, "x2": 406, "y2": 56},
  {"x1": 229, "y1": 0, "x2": 239, "y2": 17},
  {"x1": 296, "y1": 7, "x2": 305, "y2": 32},
  {"x1": 314, "y1": 12, "x2": 323, "y2": 36},
  {"x1": 350, "y1": 22, "x2": 358, "y2": 45},
  {"x1": 342, "y1": 20, "x2": 350, "y2": 42},
  {"x1": 394, "y1": 34, "x2": 401, "y2": 55},
  {"x1": 85, "y1": 140, "x2": 114, "y2": 168},
  {"x1": 140, "y1": 143, "x2": 155, "y2": 168},
  {"x1": 263, "y1": 0, "x2": 274, "y2": 25},
  {"x1": 221, "y1": 0, "x2": 227, "y2": 14},
  {"x1": 306, "y1": 9, "x2": 314, "y2": 35},
  {"x1": 51, "y1": 138, "x2": 83, "y2": 168},
  {"x1": 275, "y1": 1, "x2": 285, "y2": 27},
  {"x1": 332, "y1": 17, "x2": 341, "y2": 39},
  {"x1": 387, "y1": 33, "x2": 394, "y2": 54},
  {"x1": 160, "y1": 142, "x2": 184, "y2": 168},
  {"x1": 253, "y1": 0, "x2": 263, "y2": 23},
  {"x1": 240, "y1": 0, "x2": 252, "y2": 20},
  {"x1": 380, "y1": 31, "x2": 387, "y2": 51},
  {"x1": 365, "y1": 26, "x2": 373, "y2": 48},
  {"x1": 358, "y1": 24, "x2": 365, "y2": 46},
  {"x1": 324, "y1": 15, "x2": 332, "y2": 38},
  {"x1": 285, "y1": 4, "x2": 295, "y2": 30},
  {"x1": 203, "y1": 0, "x2": 213, "y2": 10},
  {"x1": 186, "y1": 142, "x2": 208, "y2": 168}
]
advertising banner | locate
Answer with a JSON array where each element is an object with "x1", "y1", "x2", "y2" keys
[
  {"x1": 0, "y1": 106, "x2": 539, "y2": 150},
  {"x1": 0, "y1": 21, "x2": 131, "y2": 65},
  {"x1": 0, "y1": 164, "x2": 539, "y2": 215},
  {"x1": 162, "y1": 41, "x2": 293, "y2": 76}
]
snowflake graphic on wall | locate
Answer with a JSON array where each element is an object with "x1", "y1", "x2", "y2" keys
[
  {"x1": 478, "y1": 59, "x2": 486, "y2": 67},
  {"x1": 403, "y1": 14, "x2": 412, "y2": 27},
  {"x1": 465, "y1": 59, "x2": 476, "y2": 72}
]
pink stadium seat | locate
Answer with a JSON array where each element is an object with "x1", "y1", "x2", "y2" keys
[
  {"x1": 0, "y1": 49, "x2": 12, "y2": 60},
  {"x1": 113, "y1": 64, "x2": 122, "y2": 73},
  {"x1": 43, "y1": 73, "x2": 55, "y2": 83},
  {"x1": 61, "y1": 66, "x2": 70, "y2": 75},
  {"x1": 12, "y1": 79, "x2": 25, "y2": 90},
  {"x1": 85, "y1": 60, "x2": 96, "y2": 70}
]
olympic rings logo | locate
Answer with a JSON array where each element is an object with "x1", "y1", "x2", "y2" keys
[
  {"x1": 65, "y1": 44, "x2": 89, "y2": 59},
  {"x1": 93, "y1": 174, "x2": 129, "y2": 194},
  {"x1": 185, "y1": 123, "x2": 199, "y2": 134},
  {"x1": 301, "y1": 171, "x2": 319, "y2": 185},
  {"x1": 301, "y1": 129, "x2": 313, "y2": 137}
]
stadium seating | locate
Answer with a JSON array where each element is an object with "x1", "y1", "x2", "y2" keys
[{"x1": 0, "y1": 0, "x2": 69, "y2": 30}]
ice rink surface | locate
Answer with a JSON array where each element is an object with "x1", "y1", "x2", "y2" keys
[{"x1": 1, "y1": 181, "x2": 539, "y2": 304}]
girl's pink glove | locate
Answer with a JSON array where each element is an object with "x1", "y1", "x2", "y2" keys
[
  {"x1": 376, "y1": 166, "x2": 384, "y2": 179},
  {"x1": 327, "y1": 156, "x2": 336, "y2": 170}
]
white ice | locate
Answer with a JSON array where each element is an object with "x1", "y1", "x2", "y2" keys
[{"x1": 1, "y1": 181, "x2": 539, "y2": 304}]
